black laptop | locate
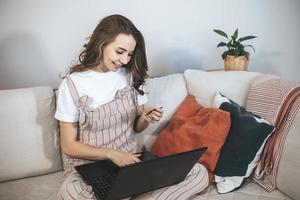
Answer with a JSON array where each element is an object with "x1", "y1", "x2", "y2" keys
[{"x1": 75, "y1": 147, "x2": 207, "y2": 200}]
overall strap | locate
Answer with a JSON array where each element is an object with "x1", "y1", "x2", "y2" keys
[
  {"x1": 127, "y1": 72, "x2": 143, "y2": 115},
  {"x1": 66, "y1": 77, "x2": 81, "y2": 108},
  {"x1": 133, "y1": 89, "x2": 142, "y2": 115}
]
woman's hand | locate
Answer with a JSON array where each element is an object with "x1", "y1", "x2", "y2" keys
[
  {"x1": 142, "y1": 106, "x2": 164, "y2": 123},
  {"x1": 133, "y1": 105, "x2": 164, "y2": 133},
  {"x1": 106, "y1": 149, "x2": 141, "y2": 167}
]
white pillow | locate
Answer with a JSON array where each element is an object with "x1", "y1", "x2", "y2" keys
[
  {"x1": 184, "y1": 69, "x2": 261, "y2": 107},
  {"x1": 0, "y1": 87, "x2": 62, "y2": 182}
]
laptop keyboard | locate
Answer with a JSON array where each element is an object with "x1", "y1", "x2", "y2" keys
[
  {"x1": 90, "y1": 152, "x2": 157, "y2": 200},
  {"x1": 92, "y1": 173, "x2": 116, "y2": 200}
]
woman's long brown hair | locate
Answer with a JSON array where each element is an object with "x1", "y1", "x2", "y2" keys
[{"x1": 69, "y1": 14, "x2": 148, "y2": 95}]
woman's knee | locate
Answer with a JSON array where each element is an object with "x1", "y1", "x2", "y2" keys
[
  {"x1": 194, "y1": 163, "x2": 209, "y2": 184},
  {"x1": 199, "y1": 163, "x2": 209, "y2": 187}
]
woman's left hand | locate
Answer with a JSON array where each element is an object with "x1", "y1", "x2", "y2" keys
[{"x1": 142, "y1": 106, "x2": 164, "y2": 123}]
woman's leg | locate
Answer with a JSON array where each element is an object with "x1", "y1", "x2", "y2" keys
[
  {"x1": 57, "y1": 172, "x2": 96, "y2": 200},
  {"x1": 132, "y1": 193, "x2": 156, "y2": 200},
  {"x1": 149, "y1": 163, "x2": 208, "y2": 200}
]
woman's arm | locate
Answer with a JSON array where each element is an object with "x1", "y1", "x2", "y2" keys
[
  {"x1": 59, "y1": 121, "x2": 141, "y2": 166},
  {"x1": 133, "y1": 105, "x2": 164, "y2": 133},
  {"x1": 60, "y1": 121, "x2": 109, "y2": 160}
]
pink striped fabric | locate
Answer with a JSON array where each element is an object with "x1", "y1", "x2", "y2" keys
[{"x1": 246, "y1": 77, "x2": 300, "y2": 191}]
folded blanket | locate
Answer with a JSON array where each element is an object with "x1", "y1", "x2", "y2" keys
[{"x1": 246, "y1": 75, "x2": 300, "y2": 192}]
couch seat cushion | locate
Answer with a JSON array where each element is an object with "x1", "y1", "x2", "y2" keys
[
  {"x1": 0, "y1": 172, "x2": 291, "y2": 200},
  {"x1": 191, "y1": 179, "x2": 291, "y2": 200},
  {"x1": 0, "y1": 171, "x2": 64, "y2": 200}
]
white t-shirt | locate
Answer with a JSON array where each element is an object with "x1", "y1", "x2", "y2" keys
[{"x1": 55, "y1": 68, "x2": 147, "y2": 122}]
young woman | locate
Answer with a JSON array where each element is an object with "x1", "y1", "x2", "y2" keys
[{"x1": 55, "y1": 14, "x2": 208, "y2": 200}]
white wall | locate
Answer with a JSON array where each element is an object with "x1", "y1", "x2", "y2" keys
[{"x1": 0, "y1": 0, "x2": 299, "y2": 89}]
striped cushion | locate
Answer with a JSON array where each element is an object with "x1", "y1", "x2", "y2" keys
[{"x1": 246, "y1": 76, "x2": 300, "y2": 192}]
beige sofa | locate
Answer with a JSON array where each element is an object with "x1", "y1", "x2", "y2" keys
[{"x1": 0, "y1": 69, "x2": 299, "y2": 200}]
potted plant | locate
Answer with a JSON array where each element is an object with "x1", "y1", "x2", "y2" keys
[{"x1": 213, "y1": 28, "x2": 257, "y2": 71}]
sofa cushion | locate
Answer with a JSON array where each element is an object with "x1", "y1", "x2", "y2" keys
[
  {"x1": 0, "y1": 87, "x2": 62, "y2": 182},
  {"x1": 213, "y1": 93, "x2": 275, "y2": 193},
  {"x1": 150, "y1": 95, "x2": 231, "y2": 182},
  {"x1": 0, "y1": 171, "x2": 63, "y2": 200},
  {"x1": 0, "y1": 172, "x2": 291, "y2": 200},
  {"x1": 184, "y1": 69, "x2": 261, "y2": 107},
  {"x1": 136, "y1": 73, "x2": 188, "y2": 151},
  {"x1": 191, "y1": 179, "x2": 291, "y2": 200}
]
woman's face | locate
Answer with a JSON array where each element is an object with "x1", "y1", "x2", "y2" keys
[{"x1": 98, "y1": 33, "x2": 136, "y2": 72}]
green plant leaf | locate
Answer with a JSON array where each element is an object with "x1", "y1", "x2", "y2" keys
[
  {"x1": 231, "y1": 36, "x2": 236, "y2": 42},
  {"x1": 237, "y1": 44, "x2": 244, "y2": 55},
  {"x1": 234, "y1": 48, "x2": 240, "y2": 56},
  {"x1": 213, "y1": 29, "x2": 228, "y2": 39},
  {"x1": 232, "y1": 29, "x2": 238, "y2": 40},
  {"x1": 227, "y1": 49, "x2": 235, "y2": 56},
  {"x1": 246, "y1": 45, "x2": 256, "y2": 52},
  {"x1": 238, "y1": 36, "x2": 257, "y2": 42},
  {"x1": 228, "y1": 39, "x2": 233, "y2": 50},
  {"x1": 217, "y1": 42, "x2": 227, "y2": 47}
]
